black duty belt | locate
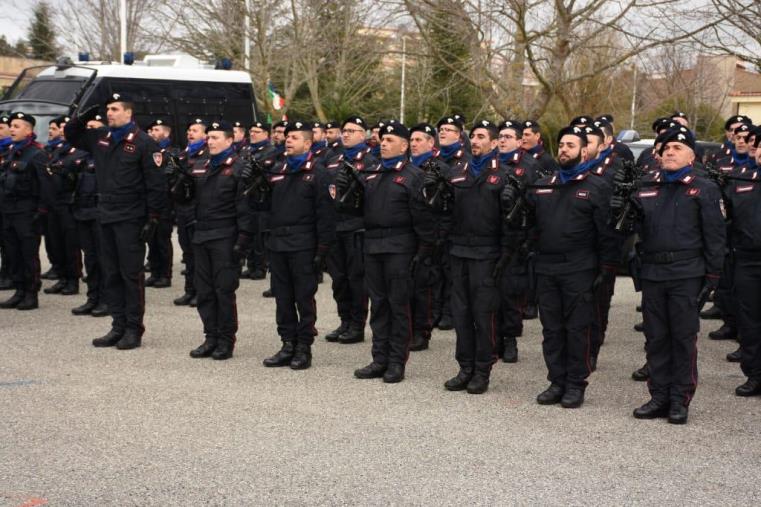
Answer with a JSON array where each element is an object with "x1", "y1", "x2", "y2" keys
[
  {"x1": 195, "y1": 218, "x2": 236, "y2": 231},
  {"x1": 364, "y1": 227, "x2": 412, "y2": 239},
  {"x1": 270, "y1": 224, "x2": 314, "y2": 236},
  {"x1": 641, "y1": 249, "x2": 702, "y2": 264},
  {"x1": 537, "y1": 250, "x2": 595, "y2": 263},
  {"x1": 98, "y1": 193, "x2": 142, "y2": 204},
  {"x1": 450, "y1": 234, "x2": 500, "y2": 247}
]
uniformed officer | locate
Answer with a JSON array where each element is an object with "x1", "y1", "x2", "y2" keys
[
  {"x1": 65, "y1": 93, "x2": 168, "y2": 349},
  {"x1": 521, "y1": 120, "x2": 560, "y2": 178},
  {"x1": 41, "y1": 115, "x2": 85, "y2": 297},
  {"x1": 257, "y1": 121, "x2": 333, "y2": 370},
  {"x1": 724, "y1": 133, "x2": 761, "y2": 394},
  {"x1": 707, "y1": 115, "x2": 752, "y2": 166},
  {"x1": 231, "y1": 121, "x2": 248, "y2": 153},
  {"x1": 310, "y1": 122, "x2": 332, "y2": 162},
  {"x1": 325, "y1": 121, "x2": 342, "y2": 152},
  {"x1": 497, "y1": 119, "x2": 540, "y2": 363},
  {"x1": 428, "y1": 119, "x2": 505, "y2": 393},
  {"x1": 177, "y1": 120, "x2": 254, "y2": 360},
  {"x1": 322, "y1": 116, "x2": 375, "y2": 344},
  {"x1": 173, "y1": 118, "x2": 209, "y2": 306},
  {"x1": 0, "y1": 112, "x2": 51, "y2": 310},
  {"x1": 241, "y1": 120, "x2": 274, "y2": 280},
  {"x1": 595, "y1": 114, "x2": 634, "y2": 163},
  {"x1": 433, "y1": 115, "x2": 471, "y2": 331},
  {"x1": 40, "y1": 117, "x2": 67, "y2": 282},
  {"x1": 516, "y1": 125, "x2": 620, "y2": 408},
  {"x1": 0, "y1": 115, "x2": 13, "y2": 290},
  {"x1": 336, "y1": 123, "x2": 435, "y2": 383},
  {"x1": 71, "y1": 113, "x2": 109, "y2": 317},
  {"x1": 408, "y1": 122, "x2": 440, "y2": 351},
  {"x1": 614, "y1": 126, "x2": 725, "y2": 424},
  {"x1": 369, "y1": 121, "x2": 384, "y2": 158},
  {"x1": 270, "y1": 121, "x2": 288, "y2": 158},
  {"x1": 145, "y1": 118, "x2": 175, "y2": 289}
]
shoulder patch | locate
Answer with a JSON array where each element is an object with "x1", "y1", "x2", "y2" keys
[
  {"x1": 393, "y1": 175, "x2": 406, "y2": 185},
  {"x1": 686, "y1": 187, "x2": 700, "y2": 196},
  {"x1": 123, "y1": 143, "x2": 136, "y2": 153},
  {"x1": 514, "y1": 167, "x2": 524, "y2": 177},
  {"x1": 152, "y1": 152, "x2": 163, "y2": 167},
  {"x1": 488, "y1": 175, "x2": 501, "y2": 185}
]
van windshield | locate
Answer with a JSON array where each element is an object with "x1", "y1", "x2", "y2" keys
[{"x1": 15, "y1": 79, "x2": 87, "y2": 104}]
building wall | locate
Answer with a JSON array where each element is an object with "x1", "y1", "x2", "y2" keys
[{"x1": 0, "y1": 56, "x2": 49, "y2": 89}]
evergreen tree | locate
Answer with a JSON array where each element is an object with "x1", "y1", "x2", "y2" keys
[{"x1": 28, "y1": 2, "x2": 58, "y2": 61}]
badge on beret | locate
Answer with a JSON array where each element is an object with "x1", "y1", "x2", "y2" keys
[{"x1": 329, "y1": 184, "x2": 337, "y2": 200}]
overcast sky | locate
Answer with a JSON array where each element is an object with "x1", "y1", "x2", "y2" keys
[{"x1": 0, "y1": 0, "x2": 34, "y2": 43}]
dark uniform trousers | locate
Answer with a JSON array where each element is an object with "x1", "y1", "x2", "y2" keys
[
  {"x1": 77, "y1": 217, "x2": 102, "y2": 302},
  {"x1": 3, "y1": 213, "x2": 41, "y2": 293},
  {"x1": 100, "y1": 218, "x2": 145, "y2": 334},
  {"x1": 641, "y1": 277, "x2": 701, "y2": 405},
  {"x1": 500, "y1": 262, "x2": 530, "y2": 340},
  {"x1": 591, "y1": 274, "x2": 616, "y2": 359},
  {"x1": 734, "y1": 258, "x2": 761, "y2": 381},
  {"x1": 412, "y1": 257, "x2": 437, "y2": 339},
  {"x1": 0, "y1": 214, "x2": 7, "y2": 278},
  {"x1": 537, "y1": 268, "x2": 596, "y2": 389},
  {"x1": 194, "y1": 236, "x2": 239, "y2": 343},
  {"x1": 434, "y1": 244, "x2": 453, "y2": 323},
  {"x1": 148, "y1": 215, "x2": 173, "y2": 280},
  {"x1": 451, "y1": 255, "x2": 499, "y2": 374},
  {"x1": 47, "y1": 204, "x2": 81, "y2": 281},
  {"x1": 326, "y1": 230, "x2": 368, "y2": 329},
  {"x1": 270, "y1": 248, "x2": 318, "y2": 345},
  {"x1": 365, "y1": 251, "x2": 413, "y2": 366},
  {"x1": 176, "y1": 206, "x2": 196, "y2": 295},
  {"x1": 714, "y1": 254, "x2": 737, "y2": 329}
]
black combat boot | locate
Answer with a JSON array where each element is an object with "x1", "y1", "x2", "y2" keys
[
  {"x1": 190, "y1": 336, "x2": 218, "y2": 358},
  {"x1": 115, "y1": 329, "x2": 142, "y2": 350},
  {"x1": 633, "y1": 399, "x2": 669, "y2": 419},
  {"x1": 0, "y1": 290, "x2": 24, "y2": 309},
  {"x1": 43, "y1": 279, "x2": 66, "y2": 294},
  {"x1": 61, "y1": 279, "x2": 79, "y2": 295},
  {"x1": 289, "y1": 343, "x2": 312, "y2": 370},
  {"x1": 72, "y1": 299, "x2": 97, "y2": 315},
  {"x1": 338, "y1": 324, "x2": 365, "y2": 344},
  {"x1": 91, "y1": 302, "x2": 109, "y2": 317},
  {"x1": 263, "y1": 341, "x2": 295, "y2": 367},
  {"x1": 93, "y1": 329, "x2": 123, "y2": 347},
  {"x1": 211, "y1": 337, "x2": 234, "y2": 360},
  {"x1": 536, "y1": 384, "x2": 564, "y2": 405},
  {"x1": 354, "y1": 362, "x2": 386, "y2": 379},
  {"x1": 466, "y1": 373, "x2": 490, "y2": 394},
  {"x1": 16, "y1": 292, "x2": 38, "y2": 310},
  {"x1": 173, "y1": 292, "x2": 195, "y2": 306},
  {"x1": 152, "y1": 277, "x2": 171, "y2": 288},
  {"x1": 444, "y1": 368, "x2": 474, "y2": 391},
  {"x1": 560, "y1": 387, "x2": 585, "y2": 408},
  {"x1": 382, "y1": 363, "x2": 405, "y2": 383},
  {"x1": 502, "y1": 336, "x2": 518, "y2": 363},
  {"x1": 325, "y1": 321, "x2": 349, "y2": 342},
  {"x1": 409, "y1": 333, "x2": 430, "y2": 351},
  {"x1": 631, "y1": 363, "x2": 649, "y2": 381}
]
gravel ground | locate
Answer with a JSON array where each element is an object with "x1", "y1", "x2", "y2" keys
[{"x1": 1, "y1": 247, "x2": 760, "y2": 506}]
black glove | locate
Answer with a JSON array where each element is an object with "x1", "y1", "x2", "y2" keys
[
  {"x1": 139, "y1": 216, "x2": 159, "y2": 243},
  {"x1": 592, "y1": 267, "x2": 616, "y2": 292},
  {"x1": 76, "y1": 104, "x2": 101, "y2": 123},
  {"x1": 409, "y1": 244, "x2": 433, "y2": 277},
  {"x1": 32, "y1": 210, "x2": 48, "y2": 235},
  {"x1": 501, "y1": 183, "x2": 519, "y2": 211},
  {"x1": 696, "y1": 274, "x2": 720, "y2": 310},
  {"x1": 335, "y1": 168, "x2": 352, "y2": 195},
  {"x1": 492, "y1": 250, "x2": 513, "y2": 279},
  {"x1": 609, "y1": 194, "x2": 626, "y2": 212},
  {"x1": 233, "y1": 233, "x2": 252, "y2": 264},
  {"x1": 423, "y1": 169, "x2": 440, "y2": 189},
  {"x1": 313, "y1": 244, "x2": 329, "y2": 273}
]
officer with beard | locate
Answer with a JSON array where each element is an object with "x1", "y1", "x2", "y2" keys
[
  {"x1": 241, "y1": 121, "x2": 274, "y2": 281},
  {"x1": 512, "y1": 126, "x2": 620, "y2": 408},
  {"x1": 521, "y1": 120, "x2": 560, "y2": 178}
]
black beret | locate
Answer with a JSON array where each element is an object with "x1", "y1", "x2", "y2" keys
[
  {"x1": 436, "y1": 116, "x2": 463, "y2": 130},
  {"x1": 91, "y1": 113, "x2": 104, "y2": 123},
  {"x1": 593, "y1": 119, "x2": 613, "y2": 134},
  {"x1": 556, "y1": 125, "x2": 587, "y2": 146},
  {"x1": 498, "y1": 119, "x2": 523, "y2": 133},
  {"x1": 249, "y1": 121, "x2": 270, "y2": 132},
  {"x1": 654, "y1": 130, "x2": 670, "y2": 147},
  {"x1": 410, "y1": 123, "x2": 436, "y2": 137},
  {"x1": 187, "y1": 118, "x2": 207, "y2": 130},
  {"x1": 734, "y1": 123, "x2": 753, "y2": 136},
  {"x1": 583, "y1": 125, "x2": 605, "y2": 140},
  {"x1": 658, "y1": 126, "x2": 695, "y2": 155},
  {"x1": 569, "y1": 115, "x2": 594, "y2": 127},
  {"x1": 232, "y1": 121, "x2": 245, "y2": 129},
  {"x1": 49, "y1": 115, "x2": 71, "y2": 127},
  {"x1": 312, "y1": 121, "x2": 325, "y2": 129},
  {"x1": 471, "y1": 119, "x2": 498, "y2": 137},
  {"x1": 725, "y1": 115, "x2": 752, "y2": 130},
  {"x1": 284, "y1": 120, "x2": 312, "y2": 136},
  {"x1": 751, "y1": 126, "x2": 761, "y2": 148},
  {"x1": 341, "y1": 116, "x2": 366, "y2": 130},
  {"x1": 147, "y1": 118, "x2": 170, "y2": 130},
  {"x1": 452, "y1": 113, "x2": 467, "y2": 124},
  {"x1": 671, "y1": 111, "x2": 687, "y2": 119},
  {"x1": 207, "y1": 120, "x2": 233, "y2": 133},
  {"x1": 272, "y1": 120, "x2": 289, "y2": 129},
  {"x1": 380, "y1": 122, "x2": 410, "y2": 140},
  {"x1": 651, "y1": 117, "x2": 674, "y2": 133},
  {"x1": 0, "y1": 114, "x2": 9, "y2": 125},
  {"x1": 105, "y1": 92, "x2": 133, "y2": 105},
  {"x1": 9, "y1": 111, "x2": 35, "y2": 127},
  {"x1": 325, "y1": 120, "x2": 339, "y2": 129},
  {"x1": 522, "y1": 120, "x2": 540, "y2": 131},
  {"x1": 596, "y1": 114, "x2": 614, "y2": 124}
]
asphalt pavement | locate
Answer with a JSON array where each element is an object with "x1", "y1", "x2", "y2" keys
[{"x1": 1, "y1": 251, "x2": 760, "y2": 506}]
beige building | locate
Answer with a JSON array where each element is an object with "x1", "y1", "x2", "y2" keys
[{"x1": 0, "y1": 56, "x2": 50, "y2": 91}]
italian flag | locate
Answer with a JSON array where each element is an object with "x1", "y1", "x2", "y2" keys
[{"x1": 268, "y1": 81, "x2": 285, "y2": 111}]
